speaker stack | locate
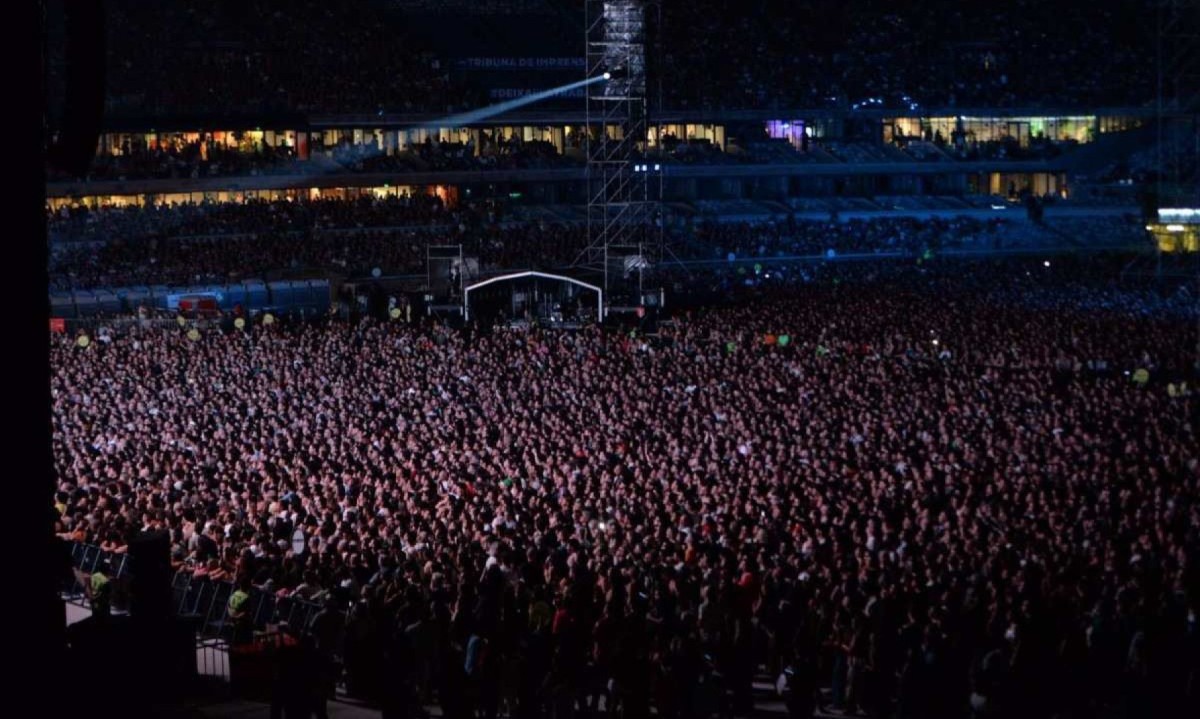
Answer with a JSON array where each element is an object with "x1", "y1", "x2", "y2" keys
[{"x1": 129, "y1": 531, "x2": 197, "y2": 694}]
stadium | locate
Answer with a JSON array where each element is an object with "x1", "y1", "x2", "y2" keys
[{"x1": 36, "y1": 1, "x2": 1199, "y2": 718}]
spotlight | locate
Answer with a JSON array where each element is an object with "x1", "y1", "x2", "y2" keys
[
  {"x1": 603, "y1": 72, "x2": 612, "y2": 80},
  {"x1": 1043, "y1": 260, "x2": 1051, "y2": 267}
]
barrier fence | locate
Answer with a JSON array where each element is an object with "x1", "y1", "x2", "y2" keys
[
  {"x1": 50, "y1": 278, "x2": 333, "y2": 320},
  {"x1": 66, "y1": 542, "x2": 327, "y2": 635},
  {"x1": 63, "y1": 542, "x2": 130, "y2": 602}
]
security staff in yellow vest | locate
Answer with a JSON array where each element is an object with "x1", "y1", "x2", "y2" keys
[
  {"x1": 228, "y1": 575, "x2": 255, "y2": 645},
  {"x1": 86, "y1": 558, "x2": 113, "y2": 618}
]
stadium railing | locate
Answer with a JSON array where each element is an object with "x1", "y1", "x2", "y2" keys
[
  {"x1": 63, "y1": 542, "x2": 130, "y2": 602},
  {"x1": 66, "y1": 541, "x2": 331, "y2": 642}
]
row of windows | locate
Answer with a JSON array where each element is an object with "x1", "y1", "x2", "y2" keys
[
  {"x1": 46, "y1": 185, "x2": 455, "y2": 210},
  {"x1": 888, "y1": 116, "x2": 1143, "y2": 147},
  {"x1": 48, "y1": 173, "x2": 1073, "y2": 212},
  {"x1": 93, "y1": 115, "x2": 1144, "y2": 160}
]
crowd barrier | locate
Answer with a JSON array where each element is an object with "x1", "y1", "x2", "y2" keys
[
  {"x1": 170, "y1": 570, "x2": 328, "y2": 644},
  {"x1": 50, "y1": 278, "x2": 332, "y2": 320},
  {"x1": 66, "y1": 541, "x2": 330, "y2": 643},
  {"x1": 63, "y1": 542, "x2": 130, "y2": 600}
]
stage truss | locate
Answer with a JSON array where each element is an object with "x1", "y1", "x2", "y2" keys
[{"x1": 575, "y1": 0, "x2": 665, "y2": 302}]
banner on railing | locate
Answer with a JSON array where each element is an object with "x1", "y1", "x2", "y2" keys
[{"x1": 166, "y1": 293, "x2": 222, "y2": 315}]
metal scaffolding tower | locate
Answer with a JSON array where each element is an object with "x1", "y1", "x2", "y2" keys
[{"x1": 576, "y1": 0, "x2": 664, "y2": 303}]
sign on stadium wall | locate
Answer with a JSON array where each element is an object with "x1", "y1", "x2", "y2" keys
[
  {"x1": 458, "y1": 57, "x2": 584, "y2": 70},
  {"x1": 454, "y1": 57, "x2": 586, "y2": 104}
]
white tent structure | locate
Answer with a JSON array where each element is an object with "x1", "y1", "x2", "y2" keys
[{"x1": 462, "y1": 271, "x2": 603, "y2": 323}]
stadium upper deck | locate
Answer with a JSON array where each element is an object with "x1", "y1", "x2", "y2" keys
[
  {"x1": 65, "y1": 0, "x2": 1155, "y2": 120},
  {"x1": 45, "y1": 0, "x2": 1175, "y2": 209}
]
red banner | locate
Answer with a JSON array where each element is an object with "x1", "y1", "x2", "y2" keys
[{"x1": 50, "y1": 318, "x2": 65, "y2": 334}]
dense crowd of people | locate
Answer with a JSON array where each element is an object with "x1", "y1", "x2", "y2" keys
[
  {"x1": 655, "y1": 1, "x2": 1154, "y2": 111},
  {"x1": 46, "y1": 196, "x2": 577, "y2": 289},
  {"x1": 49, "y1": 196, "x2": 454, "y2": 244},
  {"x1": 47, "y1": 134, "x2": 589, "y2": 183},
  {"x1": 53, "y1": 253, "x2": 1198, "y2": 717},
  {"x1": 49, "y1": 139, "x2": 314, "y2": 183},
  {"x1": 685, "y1": 216, "x2": 1004, "y2": 260},
  {"x1": 82, "y1": 0, "x2": 1156, "y2": 122},
  {"x1": 49, "y1": 193, "x2": 1149, "y2": 292},
  {"x1": 52, "y1": 220, "x2": 601, "y2": 291},
  {"x1": 354, "y1": 138, "x2": 580, "y2": 174},
  {"x1": 49, "y1": 133, "x2": 955, "y2": 182},
  {"x1": 102, "y1": 0, "x2": 477, "y2": 118},
  {"x1": 47, "y1": 2, "x2": 1193, "y2": 717}
]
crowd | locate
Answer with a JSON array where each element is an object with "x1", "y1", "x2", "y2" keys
[
  {"x1": 86, "y1": 1, "x2": 1154, "y2": 124},
  {"x1": 654, "y1": 1, "x2": 1155, "y2": 111},
  {"x1": 102, "y1": 0, "x2": 478, "y2": 119},
  {"x1": 48, "y1": 135, "x2": 586, "y2": 183},
  {"x1": 53, "y1": 253, "x2": 1199, "y2": 718},
  {"x1": 47, "y1": 203, "x2": 586, "y2": 290},
  {"x1": 49, "y1": 198, "x2": 1150, "y2": 292},
  {"x1": 1127, "y1": 130, "x2": 1200, "y2": 188},
  {"x1": 49, "y1": 196, "x2": 453, "y2": 244},
  {"x1": 354, "y1": 138, "x2": 580, "y2": 174},
  {"x1": 47, "y1": 139, "x2": 314, "y2": 183},
  {"x1": 47, "y1": 132, "x2": 834, "y2": 183},
  {"x1": 684, "y1": 216, "x2": 1004, "y2": 260}
]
